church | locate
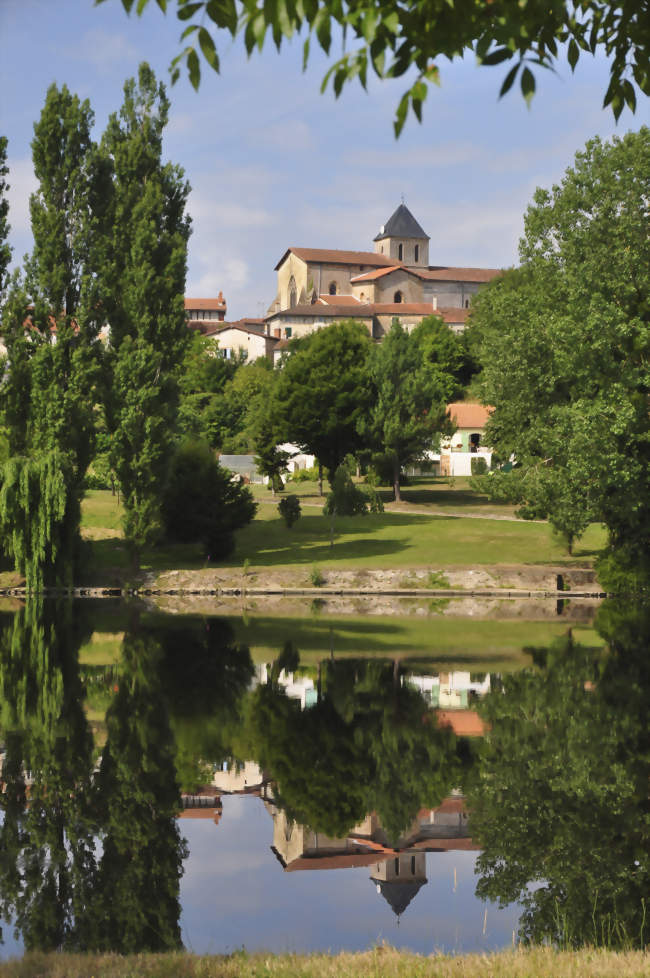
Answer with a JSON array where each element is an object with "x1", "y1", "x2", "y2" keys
[{"x1": 264, "y1": 203, "x2": 501, "y2": 343}]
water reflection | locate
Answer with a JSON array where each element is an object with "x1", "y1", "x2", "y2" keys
[{"x1": 0, "y1": 598, "x2": 647, "y2": 953}]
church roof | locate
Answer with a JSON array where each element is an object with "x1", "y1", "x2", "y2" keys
[
  {"x1": 350, "y1": 266, "x2": 403, "y2": 282},
  {"x1": 419, "y1": 266, "x2": 501, "y2": 282},
  {"x1": 373, "y1": 878, "x2": 425, "y2": 916},
  {"x1": 374, "y1": 204, "x2": 429, "y2": 242},
  {"x1": 274, "y1": 247, "x2": 397, "y2": 270}
]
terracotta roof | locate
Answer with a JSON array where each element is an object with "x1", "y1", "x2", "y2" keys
[
  {"x1": 374, "y1": 203, "x2": 429, "y2": 242},
  {"x1": 274, "y1": 338, "x2": 292, "y2": 349},
  {"x1": 410, "y1": 837, "x2": 481, "y2": 852},
  {"x1": 438, "y1": 307, "x2": 470, "y2": 323},
  {"x1": 267, "y1": 303, "x2": 374, "y2": 320},
  {"x1": 447, "y1": 401, "x2": 493, "y2": 429},
  {"x1": 284, "y1": 852, "x2": 386, "y2": 872},
  {"x1": 318, "y1": 294, "x2": 360, "y2": 304},
  {"x1": 372, "y1": 303, "x2": 439, "y2": 315},
  {"x1": 275, "y1": 247, "x2": 397, "y2": 270},
  {"x1": 185, "y1": 293, "x2": 226, "y2": 310},
  {"x1": 204, "y1": 322, "x2": 273, "y2": 339},
  {"x1": 436, "y1": 709, "x2": 486, "y2": 737},
  {"x1": 419, "y1": 267, "x2": 501, "y2": 283},
  {"x1": 419, "y1": 797, "x2": 466, "y2": 817},
  {"x1": 350, "y1": 266, "x2": 403, "y2": 282}
]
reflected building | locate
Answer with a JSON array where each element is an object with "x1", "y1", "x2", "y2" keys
[{"x1": 268, "y1": 795, "x2": 479, "y2": 918}]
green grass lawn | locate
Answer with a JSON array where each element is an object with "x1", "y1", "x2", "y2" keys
[{"x1": 80, "y1": 488, "x2": 607, "y2": 580}]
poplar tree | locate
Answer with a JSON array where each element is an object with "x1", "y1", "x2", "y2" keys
[
  {"x1": 0, "y1": 136, "x2": 10, "y2": 301},
  {"x1": 100, "y1": 64, "x2": 191, "y2": 564},
  {"x1": 0, "y1": 89, "x2": 102, "y2": 589}
]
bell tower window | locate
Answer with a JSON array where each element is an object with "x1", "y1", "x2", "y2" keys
[
  {"x1": 329, "y1": 281, "x2": 338, "y2": 295},
  {"x1": 394, "y1": 290, "x2": 403, "y2": 303},
  {"x1": 415, "y1": 245, "x2": 419, "y2": 262},
  {"x1": 398, "y1": 243, "x2": 403, "y2": 261}
]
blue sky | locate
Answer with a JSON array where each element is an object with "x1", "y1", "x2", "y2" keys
[{"x1": 1, "y1": 0, "x2": 648, "y2": 320}]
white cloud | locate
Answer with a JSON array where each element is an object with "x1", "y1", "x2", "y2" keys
[{"x1": 253, "y1": 119, "x2": 315, "y2": 152}]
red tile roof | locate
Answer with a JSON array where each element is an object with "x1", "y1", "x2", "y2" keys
[
  {"x1": 284, "y1": 852, "x2": 386, "y2": 872},
  {"x1": 268, "y1": 303, "x2": 374, "y2": 319},
  {"x1": 204, "y1": 322, "x2": 272, "y2": 339},
  {"x1": 185, "y1": 292, "x2": 226, "y2": 311},
  {"x1": 318, "y1": 294, "x2": 360, "y2": 304},
  {"x1": 446, "y1": 402, "x2": 493, "y2": 429},
  {"x1": 419, "y1": 267, "x2": 501, "y2": 283},
  {"x1": 350, "y1": 266, "x2": 403, "y2": 282},
  {"x1": 436, "y1": 709, "x2": 486, "y2": 737},
  {"x1": 438, "y1": 307, "x2": 470, "y2": 324},
  {"x1": 275, "y1": 247, "x2": 397, "y2": 270}
]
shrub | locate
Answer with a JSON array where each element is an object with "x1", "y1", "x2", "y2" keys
[
  {"x1": 289, "y1": 465, "x2": 321, "y2": 483},
  {"x1": 471, "y1": 456, "x2": 488, "y2": 476},
  {"x1": 310, "y1": 565, "x2": 325, "y2": 587},
  {"x1": 362, "y1": 485, "x2": 384, "y2": 513},
  {"x1": 161, "y1": 439, "x2": 257, "y2": 559},
  {"x1": 278, "y1": 494, "x2": 301, "y2": 528},
  {"x1": 323, "y1": 465, "x2": 368, "y2": 516}
]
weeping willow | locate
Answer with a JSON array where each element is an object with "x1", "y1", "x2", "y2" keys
[{"x1": 0, "y1": 450, "x2": 80, "y2": 590}]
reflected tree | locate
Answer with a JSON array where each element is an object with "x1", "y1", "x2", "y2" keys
[
  {"x1": 468, "y1": 603, "x2": 650, "y2": 949},
  {"x1": 0, "y1": 601, "x2": 96, "y2": 950},
  {"x1": 92, "y1": 624, "x2": 187, "y2": 953}
]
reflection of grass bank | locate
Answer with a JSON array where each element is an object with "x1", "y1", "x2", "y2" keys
[
  {"x1": 228, "y1": 613, "x2": 603, "y2": 668},
  {"x1": 3, "y1": 948, "x2": 647, "y2": 977}
]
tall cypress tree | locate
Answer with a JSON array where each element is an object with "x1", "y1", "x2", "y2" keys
[
  {"x1": 0, "y1": 136, "x2": 11, "y2": 303},
  {"x1": 0, "y1": 88, "x2": 102, "y2": 589},
  {"x1": 101, "y1": 63, "x2": 191, "y2": 564}
]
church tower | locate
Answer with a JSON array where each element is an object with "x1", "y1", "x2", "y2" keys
[{"x1": 374, "y1": 203, "x2": 430, "y2": 268}]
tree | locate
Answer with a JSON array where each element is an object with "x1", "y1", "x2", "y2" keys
[
  {"x1": 366, "y1": 320, "x2": 451, "y2": 502},
  {"x1": 275, "y1": 321, "x2": 373, "y2": 494},
  {"x1": 468, "y1": 603, "x2": 650, "y2": 948},
  {"x1": 253, "y1": 410, "x2": 290, "y2": 496},
  {"x1": 160, "y1": 439, "x2": 257, "y2": 559},
  {"x1": 177, "y1": 331, "x2": 244, "y2": 448},
  {"x1": 101, "y1": 63, "x2": 191, "y2": 565},
  {"x1": 0, "y1": 136, "x2": 10, "y2": 302},
  {"x1": 0, "y1": 87, "x2": 102, "y2": 588},
  {"x1": 470, "y1": 130, "x2": 650, "y2": 584},
  {"x1": 411, "y1": 314, "x2": 473, "y2": 400},
  {"x1": 278, "y1": 494, "x2": 301, "y2": 528},
  {"x1": 105, "y1": 0, "x2": 650, "y2": 134}
]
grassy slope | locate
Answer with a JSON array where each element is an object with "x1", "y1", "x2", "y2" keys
[
  {"x1": 4, "y1": 948, "x2": 647, "y2": 978},
  {"x1": 80, "y1": 488, "x2": 606, "y2": 579}
]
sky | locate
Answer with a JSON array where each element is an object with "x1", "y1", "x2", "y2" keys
[{"x1": 1, "y1": 0, "x2": 649, "y2": 321}]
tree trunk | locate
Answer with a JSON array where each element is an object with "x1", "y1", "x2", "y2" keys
[
  {"x1": 318, "y1": 461, "x2": 323, "y2": 497},
  {"x1": 393, "y1": 458, "x2": 401, "y2": 503}
]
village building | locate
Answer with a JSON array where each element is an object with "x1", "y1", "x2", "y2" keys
[{"x1": 265, "y1": 203, "x2": 500, "y2": 341}]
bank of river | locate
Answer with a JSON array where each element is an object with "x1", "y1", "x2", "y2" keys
[{"x1": 2, "y1": 948, "x2": 647, "y2": 978}]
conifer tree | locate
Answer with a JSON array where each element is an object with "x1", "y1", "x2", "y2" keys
[
  {"x1": 0, "y1": 89, "x2": 102, "y2": 589},
  {"x1": 100, "y1": 64, "x2": 191, "y2": 564},
  {"x1": 0, "y1": 136, "x2": 11, "y2": 302}
]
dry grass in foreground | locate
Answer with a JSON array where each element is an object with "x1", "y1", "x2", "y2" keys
[{"x1": 1, "y1": 948, "x2": 648, "y2": 978}]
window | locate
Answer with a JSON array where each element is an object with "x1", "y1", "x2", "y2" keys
[
  {"x1": 398, "y1": 243, "x2": 403, "y2": 261},
  {"x1": 288, "y1": 275, "x2": 297, "y2": 308},
  {"x1": 465, "y1": 299, "x2": 470, "y2": 308},
  {"x1": 394, "y1": 290, "x2": 403, "y2": 303},
  {"x1": 285, "y1": 327, "x2": 292, "y2": 338},
  {"x1": 329, "y1": 281, "x2": 337, "y2": 295},
  {"x1": 414, "y1": 245, "x2": 419, "y2": 262},
  {"x1": 470, "y1": 432, "x2": 480, "y2": 453},
  {"x1": 394, "y1": 858, "x2": 400, "y2": 876}
]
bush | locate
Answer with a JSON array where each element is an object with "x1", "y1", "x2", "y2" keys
[
  {"x1": 310, "y1": 565, "x2": 325, "y2": 587},
  {"x1": 362, "y1": 484, "x2": 384, "y2": 513},
  {"x1": 278, "y1": 494, "x2": 301, "y2": 528},
  {"x1": 471, "y1": 456, "x2": 488, "y2": 476},
  {"x1": 161, "y1": 439, "x2": 257, "y2": 559},
  {"x1": 289, "y1": 465, "x2": 321, "y2": 483},
  {"x1": 323, "y1": 465, "x2": 368, "y2": 517}
]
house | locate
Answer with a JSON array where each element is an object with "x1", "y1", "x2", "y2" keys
[
  {"x1": 439, "y1": 402, "x2": 494, "y2": 477},
  {"x1": 201, "y1": 319, "x2": 277, "y2": 362},
  {"x1": 185, "y1": 293, "x2": 227, "y2": 330},
  {"x1": 264, "y1": 204, "x2": 500, "y2": 341}
]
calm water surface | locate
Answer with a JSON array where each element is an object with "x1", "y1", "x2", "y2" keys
[{"x1": 0, "y1": 597, "x2": 646, "y2": 956}]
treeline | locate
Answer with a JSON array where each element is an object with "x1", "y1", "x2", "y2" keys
[{"x1": 175, "y1": 315, "x2": 476, "y2": 500}]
